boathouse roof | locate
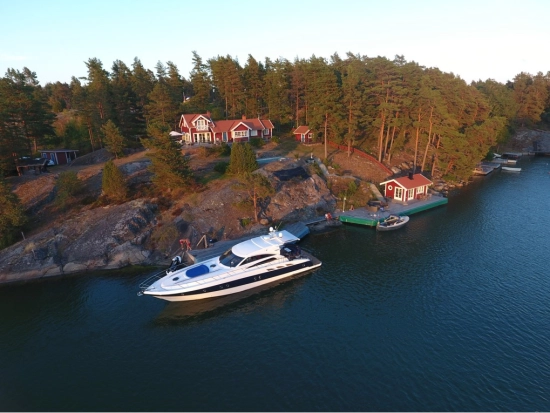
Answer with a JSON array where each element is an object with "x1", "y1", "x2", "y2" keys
[{"x1": 380, "y1": 173, "x2": 432, "y2": 189}]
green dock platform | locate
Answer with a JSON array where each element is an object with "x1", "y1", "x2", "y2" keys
[{"x1": 338, "y1": 195, "x2": 448, "y2": 227}]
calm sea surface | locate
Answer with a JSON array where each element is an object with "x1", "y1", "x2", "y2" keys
[{"x1": 2, "y1": 157, "x2": 550, "y2": 411}]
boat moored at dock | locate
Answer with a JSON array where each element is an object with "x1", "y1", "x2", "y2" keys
[
  {"x1": 138, "y1": 229, "x2": 321, "y2": 301},
  {"x1": 376, "y1": 215, "x2": 409, "y2": 231}
]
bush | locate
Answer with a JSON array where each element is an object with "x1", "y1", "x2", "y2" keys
[
  {"x1": 249, "y1": 137, "x2": 264, "y2": 148},
  {"x1": 228, "y1": 142, "x2": 258, "y2": 176},
  {"x1": 214, "y1": 161, "x2": 229, "y2": 174},
  {"x1": 218, "y1": 142, "x2": 231, "y2": 157},
  {"x1": 0, "y1": 175, "x2": 27, "y2": 249},
  {"x1": 102, "y1": 160, "x2": 128, "y2": 202},
  {"x1": 55, "y1": 171, "x2": 82, "y2": 209}
]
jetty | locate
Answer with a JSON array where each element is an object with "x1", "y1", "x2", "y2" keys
[{"x1": 338, "y1": 194, "x2": 448, "y2": 227}]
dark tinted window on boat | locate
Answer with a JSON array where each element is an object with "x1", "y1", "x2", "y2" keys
[
  {"x1": 240, "y1": 254, "x2": 276, "y2": 267},
  {"x1": 220, "y1": 251, "x2": 244, "y2": 267},
  {"x1": 249, "y1": 257, "x2": 278, "y2": 267}
]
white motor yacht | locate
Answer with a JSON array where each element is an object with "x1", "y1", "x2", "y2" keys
[{"x1": 138, "y1": 229, "x2": 321, "y2": 301}]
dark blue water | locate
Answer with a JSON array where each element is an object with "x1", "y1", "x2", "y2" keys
[{"x1": 2, "y1": 158, "x2": 550, "y2": 411}]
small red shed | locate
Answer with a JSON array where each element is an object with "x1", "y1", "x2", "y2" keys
[
  {"x1": 39, "y1": 149, "x2": 78, "y2": 165},
  {"x1": 294, "y1": 126, "x2": 313, "y2": 143},
  {"x1": 380, "y1": 173, "x2": 433, "y2": 202}
]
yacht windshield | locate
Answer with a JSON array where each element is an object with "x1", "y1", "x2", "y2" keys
[{"x1": 219, "y1": 249, "x2": 244, "y2": 267}]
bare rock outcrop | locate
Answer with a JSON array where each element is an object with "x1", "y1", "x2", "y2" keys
[{"x1": 0, "y1": 200, "x2": 158, "y2": 284}]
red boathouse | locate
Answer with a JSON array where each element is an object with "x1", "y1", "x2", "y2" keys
[{"x1": 380, "y1": 173, "x2": 433, "y2": 202}]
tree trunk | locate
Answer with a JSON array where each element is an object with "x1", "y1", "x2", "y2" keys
[
  {"x1": 420, "y1": 106, "x2": 434, "y2": 172},
  {"x1": 87, "y1": 121, "x2": 95, "y2": 151},
  {"x1": 377, "y1": 112, "x2": 386, "y2": 162},
  {"x1": 324, "y1": 112, "x2": 328, "y2": 160}
]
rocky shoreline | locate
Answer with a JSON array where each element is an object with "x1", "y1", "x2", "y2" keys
[
  {"x1": 2, "y1": 128, "x2": 539, "y2": 285},
  {"x1": 0, "y1": 155, "x2": 337, "y2": 285}
]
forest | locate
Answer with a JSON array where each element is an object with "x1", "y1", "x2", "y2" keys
[{"x1": 1, "y1": 51, "x2": 550, "y2": 182}]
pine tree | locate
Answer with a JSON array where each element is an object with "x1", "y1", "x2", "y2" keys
[
  {"x1": 54, "y1": 171, "x2": 82, "y2": 210},
  {"x1": 102, "y1": 160, "x2": 128, "y2": 202},
  {"x1": 101, "y1": 120, "x2": 125, "y2": 158},
  {"x1": 228, "y1": 142, "x2": 258, "y2": 176},
  {"x1": 141, "y1": 123, "x2": 193, "y2": 190},
  {"x1": 235, "y1": 172, "x2": 274, "y2": 223}
]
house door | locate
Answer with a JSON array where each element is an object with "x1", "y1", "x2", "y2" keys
[{"x1": 395, "y1": 187, "x2": 403, "y2": 200}]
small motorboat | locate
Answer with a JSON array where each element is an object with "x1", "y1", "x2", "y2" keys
[
  {"x1": 502, "y1": 166, "x2": 521, "y2": 172},
  {"x1": 376, "y1": 215, "x2": 409, "y2": 231},
  {"x1": 138, "y1": 228, "x2": 321, "y2": 301}
]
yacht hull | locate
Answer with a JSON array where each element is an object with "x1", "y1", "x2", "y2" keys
[{"x1": 145, "y1": 261, "x2": 321, "y2": 302}]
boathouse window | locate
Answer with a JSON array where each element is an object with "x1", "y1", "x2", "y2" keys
[
  {"x1": 395, "y1": 187, "x2": 403, "y2": 199},
  {"x1": 407, "y1": 189, "x2": 414, "y2": 200},
  {"x1": 417, "y1": 186, "x2": 425, "y2": 194}
]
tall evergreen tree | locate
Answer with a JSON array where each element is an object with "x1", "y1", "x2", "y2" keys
[
  {"x1": 189, "y1": 51, "x2": 211, "y2": 113},
  {"x1": 102, "y1": 159, "x2": 128, "y2": 202},
  {"x1": 141, "y1": 123, "x2": 193, "y2": 190},
  {"x1": 131, "y1": 57, "x2": 155, "y2": 130},
  {"x1": 242, "y1": 55, "x2": 266, "y2": 118},
  {"x1": 101, "y1": 120, "x2": 125, "y2": 158},
  {"x1": 111, "y1": 59, "x2": 141, "y2": 138}
]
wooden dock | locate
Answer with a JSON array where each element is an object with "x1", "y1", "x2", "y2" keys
[{"x1": 338, "y1": 194, "x2": 448, "y2": 227}]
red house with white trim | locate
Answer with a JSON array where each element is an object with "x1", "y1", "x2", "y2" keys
[
  {"x1": 293, "y1": 126, "x2": 313, "y2": 143},
  {"x1": 39, "y1": 149, "x2": 78, "y2": 165},
  {"x1": 380, "y1": 173, "x2": 433, "y2": 202},
  {"x1": 178, "y1": 113, "x2": 273, "y2": 144}
]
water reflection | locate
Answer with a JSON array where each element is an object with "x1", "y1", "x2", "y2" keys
[{"x1": 153, "y1": 272, "x2": 314, "y2": 324}]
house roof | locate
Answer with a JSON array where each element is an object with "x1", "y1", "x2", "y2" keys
[
  {"x1": 180, "y1": 113, "x2": 273, "y2": 133},
  {"x1": 179, "y1": 113, "x2": 212, "y2": 129},
  {"x1": 261, "y1": 119, "x2": 274, "y2": 129},
  {"x1": 380, "y1": 173, "x2": 433, "y2": 189},
  {"x1": 210, "y1": 118, "x2": 273, "y2": 133},
  {"x1": 294, "y1": 126, "x2": 310, "y2": 134}
]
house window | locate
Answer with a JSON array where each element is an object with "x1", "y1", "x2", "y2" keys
[
  {"x1": 407, "y1": 189, "x2": 414, "y2": 200},
  {"x1": 417, "y1": 186, "x2": 425, "y2": 194},
  {"x1": 395, "y1": 187, "x2": 403, "y2": 199},
  {"x1": 195, "y1": 119, "x2": 208, "y2": 131},
  {"x1": 263, "y1": 129, "x2": 269, "y2": 135},
  {"x1": 233, "y1": 130, "x2": 248, "y2": 138},
  {"x1": 250, "y1": 130, "x2": 258, "y2": 137},
  {"x1": 308, "y1": 133, "x2": 313, "y2": 140},
  {"x1": 222, "y1": 132, "x2": 228, "y2": 142}
]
